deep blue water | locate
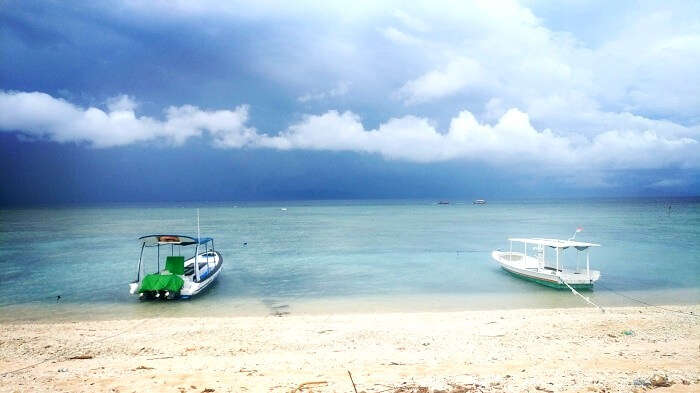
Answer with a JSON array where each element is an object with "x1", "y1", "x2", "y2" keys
[{"x1": 0, "y1": 198, "x2": 698, "y2": 321}]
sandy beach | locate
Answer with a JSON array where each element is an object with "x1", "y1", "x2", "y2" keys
[{"x1": 0, "y1": 306, "x2": 698, "y2": 393}]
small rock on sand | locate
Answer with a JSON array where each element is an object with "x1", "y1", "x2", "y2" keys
[{"x1": 649, "y1": 374, "x2": 672, "y2": 387}]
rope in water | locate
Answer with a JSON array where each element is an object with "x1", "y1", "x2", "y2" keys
[
  {"x1": 596, "y1": 282, "x2": 698, "y2": 318},
  {"x1": 558, "y1": 276, "x2": 605, "y2": 313}
]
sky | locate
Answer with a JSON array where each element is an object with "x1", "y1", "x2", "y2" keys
[{"x1": 1, "y1": 0, "x2": 699, "y2": 204}]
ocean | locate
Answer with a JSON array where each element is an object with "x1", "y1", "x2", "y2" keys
[{"x1": 1, "y1": 198, "x2": 698, "y2": 322}]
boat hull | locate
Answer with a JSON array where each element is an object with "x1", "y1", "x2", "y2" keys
[
  {"x1": 180, "y1": 251, "x2": 223, "y2": 297},
  {"x1": 500, "y1": 264, "x2": 593, "y2": 290},
  {"x1": 492, "y1": 251, "x2": 598, "y2": 290}
]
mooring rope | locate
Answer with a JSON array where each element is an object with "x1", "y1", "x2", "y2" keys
[
  {"x1": 0, "y1": 304, "x2": 166, "y2": 378},
  {"x1": 596, "y1": 282, "x2": 698, "y2": 317},
  {"x1": 0, "y1": 280, "x2": 169, "y2": 377},
  {"x1": 558, "y1": 276, "x2": 605, "y2": 313}
]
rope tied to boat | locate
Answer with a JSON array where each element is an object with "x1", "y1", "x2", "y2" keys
[{"x1": 558, "y1": 275, "x2": 605, "y2": 313}]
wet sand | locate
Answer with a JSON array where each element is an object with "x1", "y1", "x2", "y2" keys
[{"x1": 0, "y1": 306, "x2": 698, "y2": 392}]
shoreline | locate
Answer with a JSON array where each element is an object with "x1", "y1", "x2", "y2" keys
[
  {"x1": 1, "y1": 306, "x2": 698, "y2": 392},
  {"x1": 0, "y1": 287, "x2": 700, "y2": 324},
  {"x1": 2, "y1": 286, "x2": 699, "y2": 324}
]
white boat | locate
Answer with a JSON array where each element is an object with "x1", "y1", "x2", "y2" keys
[
  {"x1": 492, "y1": 237, "x2": 600, "y2": 289},
  {"x1": 128, "y1": 235, "x2": 223, "y2": 299},
  {"x1": 473, "y1": 199, "x2": 486, "y2": 205}
]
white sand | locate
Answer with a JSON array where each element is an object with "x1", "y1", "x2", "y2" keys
[{"x1": 0, "y1": 306, "x2": 698, "y2": 393}]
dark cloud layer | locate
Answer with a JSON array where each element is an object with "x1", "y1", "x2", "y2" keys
[{"x1": 1, "y1": 0, "x2": 699, "y2": 203}]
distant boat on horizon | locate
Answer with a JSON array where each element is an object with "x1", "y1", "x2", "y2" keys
[
  {"x1": 473, "y1": 199, "x2": 486, "y2": 205},
  {"x1": 437, "y1": 201, "x2": 450, "y2": 205}
]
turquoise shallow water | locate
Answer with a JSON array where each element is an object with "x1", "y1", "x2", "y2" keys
[{"x1": 0, "y1": 198, "x2": 698, "y2": 321}]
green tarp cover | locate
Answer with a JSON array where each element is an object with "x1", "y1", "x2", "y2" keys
[{"x1": 139, "y1": 273, "x2": 184, "y2": 292}]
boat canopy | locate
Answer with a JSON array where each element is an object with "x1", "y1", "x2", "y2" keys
[
  {"x1": 508, "y1": 238, "x2": 599, "y2": 249},
  {"x1": 139, "y1": 234, "x2": 213, "y2": 247}
]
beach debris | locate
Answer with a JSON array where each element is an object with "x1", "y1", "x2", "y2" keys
[
  {"x1": 632, "y1": 378, "x2": 649, "y2": 387},
  {"x1": 68, "y1": 354, "x2": 93, "y2": 360},
  {"x1": 535, "y1": 386, "x2": 553, "y2": 393},
  {"x1": 291, "y1": 381, "x2": 327, "y2": 392},
  {"x1": 134, "y1": 365, "x2": 154, "y2": 370},
  {"x1": 622, "y1": 330, "x2": 635, "y2": 336},
  {"x1": 201, "y1": 389, "x2": 215, "y2": 393},
  {"x1": 649, "y1": 374, "x2": 672, "y2": 387},
  {"x1": 57, "y1": 368, "x2": 68, "y2": 372},
  {"x1": 348, "y1": 370, "x2": 359, "y2": 393}
]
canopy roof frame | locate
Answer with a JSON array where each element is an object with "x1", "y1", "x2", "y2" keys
[
  {"x1": 508, "y1": 237, "x2": 599, "y2": 249},
  {"x1": 139, "y1": 234, "x2": 213, "y2": 247}
]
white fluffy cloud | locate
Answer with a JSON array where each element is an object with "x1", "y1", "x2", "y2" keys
[
  {"x1": 0, "y1": 91, "x2": 255, "y2": 148},
  {"x1": 396, "y1": 57, "x2": 489, "y2": 104},
  {"x1": 262, "y1": 108, "x2": 699, "y2": 170},
  {"x1": 3, "y1": 90, "x2": 696, "y2": 171}
]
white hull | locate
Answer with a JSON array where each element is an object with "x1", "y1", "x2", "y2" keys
[
  {"x1": 492, "y1": 250, "x2": 600, "y2": 287},
  {"x1": 181, "y1": 251, "x2": 223, "y2": 296}
]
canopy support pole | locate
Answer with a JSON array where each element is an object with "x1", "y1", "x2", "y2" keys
[
  {"x1": 556, "y1": 247, "x2": 559, "y2": 273},
  {"x1": 195, "y1": 244, "x2": 200, "y2": 282},
  {"x1": 586, "y1": 250, "x2": 590, "y2": 280},
  {"x1": 542, "y1": 246, "x2": 546, "y2": 270},
  {"x1": 195, "y1": 209, "x2": 201, "y2": 282},
  {"x1": 576, "y1": 250, "x2": 580, "y2": 273},
  {"x1": 509, "y1": 240, "x2": 512, "y2": 260},
  {"x1": 136, "y1": 243, "x2": 145, "y2": 282}
]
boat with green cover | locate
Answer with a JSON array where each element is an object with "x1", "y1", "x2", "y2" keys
[{"x1": 129, "y1": 235, "x2": 223, "y2": 299}]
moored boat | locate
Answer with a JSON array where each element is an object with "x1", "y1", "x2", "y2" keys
[
  {"x1": 492, "y1": 237, "x2": 600, "y2": 289},
  {"x1": 129, "y1": 234, "x2": 223, "y2": 299}
]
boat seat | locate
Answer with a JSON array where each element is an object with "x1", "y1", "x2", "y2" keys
[
  {"x1": 183, "y1": 262, "x2": 209, "y2": 276},
  {"x1": 164, "y1": 256, "x2": 185, "y2": 275}
]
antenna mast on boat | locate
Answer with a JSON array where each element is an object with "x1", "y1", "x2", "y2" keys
[
  {"x1": 568, "y1": 227, "x2": 583, "y2": 241},
  {"x1": 197, "y1": 208, "x2": 200, "y2": 243}
]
